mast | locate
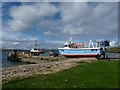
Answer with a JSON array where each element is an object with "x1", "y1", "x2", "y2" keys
[
  {"x1": 35, "y1": 40, "x2": 37, "y2": 49},
  {"x1": 69, "y1": 37, "x2": 72, "y2": 44}
]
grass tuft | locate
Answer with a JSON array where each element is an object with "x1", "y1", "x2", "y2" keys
[{"x1": 3, "y1": 60, "x2": 118, "y2": 88}]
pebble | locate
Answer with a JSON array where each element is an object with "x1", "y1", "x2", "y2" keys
[{"x1": 2, "y1": 58, "x2": 95, "y2": 84}]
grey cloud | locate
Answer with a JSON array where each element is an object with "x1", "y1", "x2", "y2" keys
[
  {"x1": 8, "y1": 2, "x2": 118, "y2": 37},
  {"x1": 59, "y1": 2, "x2": 118, "y2": 37},
  {"x1": 2, "y1": 2, "x2": 118, "y2": 49},
  {"x1": 8, "y1": 3, "x2": 58, "y2": 31}
]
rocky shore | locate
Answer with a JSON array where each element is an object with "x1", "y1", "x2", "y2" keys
[{"x1": 2, "y1": 57, "x2": 96, "y2": 84}]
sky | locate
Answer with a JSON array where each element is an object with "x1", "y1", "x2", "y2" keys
[{"x1": 1, "y1": 1, "x2": 119, "y2": 49}]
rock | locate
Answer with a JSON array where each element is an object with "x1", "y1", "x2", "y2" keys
[{"x1": 2, "y1": 58, "x2": 95, "y2": 84}]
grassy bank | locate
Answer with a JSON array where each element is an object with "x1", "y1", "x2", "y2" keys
[
  {"x1": 106, "y1": 47, "x2": 119, "y2": 53},
  {"x1": 3, "y1": 60, "x2": 118, "y2": 88}
]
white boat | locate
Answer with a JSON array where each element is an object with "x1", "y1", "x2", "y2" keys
[
  {"x1": 58, "y1": 38, "x2": 109, "y2": 58},
  {"x1": 30, "y1": 40, "x2": 45, "y2": 55}
]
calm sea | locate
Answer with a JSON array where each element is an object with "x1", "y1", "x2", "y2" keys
[
  {"x1": 1, "y1": 49, "x2": 59, "y2": 68},
  {"x1": 1, "y1": 50, "x2": 118, "y2": 68}
]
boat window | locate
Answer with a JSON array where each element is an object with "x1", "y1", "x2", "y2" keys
[
  {"x1": 100, "y1": 48, "x2": 103, "y2": 50},
  {"x1": 64, "y1": 45, "x2": 68, "y2": 47},
  {"x1": 91, "y1": 49, "x2": 97, "y2": 51},
  {"x1": 34, "y1": 49, "x2": 37, "y2": 50}
]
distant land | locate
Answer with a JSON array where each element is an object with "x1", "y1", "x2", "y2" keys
[
  {"x1": 0, "y1": 48, "x2": 29, "y2": 51},
  {"x1": 106, "y1": 47, "x2": 119, "y2": 53},
  {"x1": 0, "y1": 48, "x2": 58, "y2": 51},
  {"x1": 0, "y1": 47, "x2": 119, "y2": 53}
]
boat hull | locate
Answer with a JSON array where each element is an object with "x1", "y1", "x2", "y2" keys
[
  {"x1": 30, "y1": 49, "x2": 45, "y2": 56},
  {"x1": 58, "y1": 48, "x2": 103, "y2": 58},
  {"x1": 62, "y1": 54, "x2": 98, "y2": 58}
]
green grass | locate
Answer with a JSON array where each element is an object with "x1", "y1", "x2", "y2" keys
[
  {"x1": 106, "y1": 47, "x2": 119, "y2": 53},
  {"x1": 3, "y1": 60, "x2": 118, "y2": 88}
]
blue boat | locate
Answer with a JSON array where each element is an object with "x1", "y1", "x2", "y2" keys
[{"x1": 58, "y1": 38, "x2": 109, "y2": 58}]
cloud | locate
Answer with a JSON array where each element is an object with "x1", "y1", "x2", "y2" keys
[
  {"x1": 93, "y1": 2, "x2": 117, "y2": 19},
  {"x1": 2, "y1": 29, "x2": 64, "y2": 49},
  {"x1": 0, "y1": 2, "x2": 2, "y2": 48},
  {"x1": 109, "y1": 41, "x2": 118, "y2": 47},
  {"x1": 60, "y1": 2, "x2": 92, "y2": 22},
  {"x1": 2, "y1": 0, "x2": 57, "y2": 2},
  {"x1": 44, "y1": 31, "x2": 54, "y2": 35},
  {"x1": 2, "y1": 2, "x2": 118, "y2": 49},
  {"x1": 8, "y1": 3, "x2": 58, "y2": 31},
  {"x1": 8, "y1": 2, "x2": 117, "y2": 36},
  {"x1": 61, "y1": 0, "x2": 119, "y2": 2},
  {"x1": 59, "y1": 2, "x2": 118, "y2": 36},
  {"x1": 62, "y1": 25, "x2": 84, "y2": 35},
  {"x1": 2, "y1": 0, "x2": 120, "y2": 2},
  {"x1": 2, "y1": 30, "x2": 38, "y2": 49}
]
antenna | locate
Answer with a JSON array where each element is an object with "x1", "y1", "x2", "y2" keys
[
  {"x1": 69, "y1": 37, "x2": 72, "y2": 44},
  {"x1": 70, "y1": 37, "x2": 72, "y2": 42},
  {"x1": 35, "y1": 40, "x2": 37, "y2": 48}
]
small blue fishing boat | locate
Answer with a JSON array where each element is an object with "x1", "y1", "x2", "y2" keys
[{"x1": 58, "y1": 38, "x2": 109, "y2": 58}]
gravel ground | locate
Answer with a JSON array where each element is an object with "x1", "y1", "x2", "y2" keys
[{"x1": 2, "y1": 58, "x2": 96, "y2": 84}]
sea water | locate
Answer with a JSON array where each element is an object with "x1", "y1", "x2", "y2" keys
[
  {"x1": 2, "y1": 50, "x2": 24, "y2": 68},
  {"x1": 1, "y1": 50, "x2": 117, "y2": 68},
  {"x1": 1, "y1": 49, "x2": 59, "y2": 68}
]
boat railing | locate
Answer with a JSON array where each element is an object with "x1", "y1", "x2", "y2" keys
[{"x1": 63, "y1": 39, "x2": 110, "y2": 49}]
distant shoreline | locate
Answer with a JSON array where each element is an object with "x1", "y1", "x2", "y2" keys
[
  {"x1": 106, "y1": 47, "x2": 119, "y2": 53},
  {"x1": 1, "y1": 48, "x2": 29, "y2": 51},
  {"x1": 1, "y1": 47, "x2": 119, "y2": 53},
  {"x1": 1, "y1": 48, "x2": 58, "y2": 51}
]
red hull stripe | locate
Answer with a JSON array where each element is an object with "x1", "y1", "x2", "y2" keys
[{"x1": 62, "y1": 54, "x2": 98, "y2": 57}]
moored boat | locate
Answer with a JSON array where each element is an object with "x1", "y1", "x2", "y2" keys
[
  {"x1": 30, "y1": 48, "x2": 45, "y2": 55},
  {"x1": 30, "y1": 40, "x2": 45, "y2": 56},
  {"x1": 58, "y1": 38, "x2": 110, "y2": 59}
]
